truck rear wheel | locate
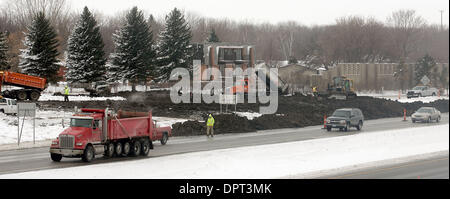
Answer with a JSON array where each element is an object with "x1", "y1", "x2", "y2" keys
[
  {"x1": 17, "y1": 91, "x2": 27, "y2": 101},
  {"x1": 104, "y1": 143, "x2": 114, "y2": 158},
  {"x1": 82, "y1": 145, "x2": 95, "y2": 162},
  {"x1": 130, "y1": 140, "x2": 141, "y2": 157},
  {"x1": 28, "y1": 90, "x2": 40, "y2": 101},
  {"x1": 122, "y1": 142, "x2": 131, "y2": 156},
  {"x1": 114, "y1": 142, "x2": 123, "y2": 156},
  {"x1": 140, "y1": 139, "x2": 150, "y2": 156},
  {"x1": 50, "y1": 153, "x2": 62, "y2": 162},
  {"x1": 130, "y1": 140, "x2": 141, "y2": 156}
]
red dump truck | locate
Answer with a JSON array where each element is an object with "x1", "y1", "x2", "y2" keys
[
  {"x1": 0, "y1": 71, "x2": 46, "y2": 101},
  {"x1": 50, "y1": 108, "x2": 172, "y2": 162}
]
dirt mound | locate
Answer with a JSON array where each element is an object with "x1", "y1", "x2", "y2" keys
[{"x1": 37, "y1": 91, "x2": 449, "y2": 137}]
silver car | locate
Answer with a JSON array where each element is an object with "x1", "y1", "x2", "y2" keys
[{"x1": 411, "y1": 107, "x2": 441, "y2": 123}]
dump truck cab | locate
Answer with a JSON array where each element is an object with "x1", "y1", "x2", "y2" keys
[{"x1": 50, "y1": 110, "x2": 106, "y2": 159}]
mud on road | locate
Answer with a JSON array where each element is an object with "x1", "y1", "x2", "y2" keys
[{"x1": 38, "y1": 91, "x2": 449, "y2": 136}]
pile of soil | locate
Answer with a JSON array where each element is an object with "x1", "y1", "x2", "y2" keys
[{"x1": 38, "y1": 91, "x2": 449, "y2": 136}]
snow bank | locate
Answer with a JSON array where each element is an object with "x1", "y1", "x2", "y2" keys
[
  {"x1": 358, "y1": 90, "x2": 449, "y2": 103},
  {"x1": 1, "y1": 124, "x2": 447, "y2": 179},
  {"x1": 153, "y1": 116, "x2": 188, "y2": 128},
  {"x1": 234, "y1": 112, "x2": 262, "y2": 120},
  {"x1": 38, "y1": 93, "x2": 126, "y2": 101}
]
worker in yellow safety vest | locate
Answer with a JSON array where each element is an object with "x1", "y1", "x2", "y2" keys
[
  {"x1": 312, "y1": 86, "x2": 318, "y2": 97},
  {"x1": 206, "y1": 114, "x2": 215, "y2": 137},
  {"x1": 64, "y1": 86, "x2": 70, "y2": 102}
]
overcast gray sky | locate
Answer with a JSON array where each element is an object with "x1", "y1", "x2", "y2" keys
[{"x1": 1, "y1": 0, "x2": 449, "y2": 26}]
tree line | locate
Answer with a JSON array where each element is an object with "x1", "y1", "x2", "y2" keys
[{"x1": 0, "y1": 0, "x2": 448, "y2": 86}]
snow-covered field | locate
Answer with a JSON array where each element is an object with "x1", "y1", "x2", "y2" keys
[
  {"x1": 0, "y1": 110, "x2": 72, "y2": 145},
  {"x1": 0, "y1": 110, "x2": 188, "y2": 146},
  {"x1": 1, "y1": 124, "x2": 447, "y2": 179},
  {"x1": 358, "y1": 90, "x2": 449, "y2": 103}
]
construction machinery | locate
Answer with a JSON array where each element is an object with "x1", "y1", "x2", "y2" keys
[
  {"x1": 0, "y1": 71, "x2": 46, "y2": 101},
  {"x1": 84, "y1": 81, "x2": 111, "y2": 97},
  {"x1": 318, "y1": 76, "x2": 357, "y2": 100},
  {"x1": 230, "y1": 63, "x2": 289, "y2": 95}
]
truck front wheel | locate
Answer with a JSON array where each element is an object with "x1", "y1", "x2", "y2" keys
[
  {"x1": 82, "y1": 145, "x2": 95, "y2": 162},
  {"x1": 160, "y1": 133, "x2": 168, "y2": 145},
  {"x1": 50, "y1": 153, "x2": 62, "y2": 162}
]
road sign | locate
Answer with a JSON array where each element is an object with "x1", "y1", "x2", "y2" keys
[
  {"x1": 17, "y1": 103, "x2": 36, "y2": 117},
  {"x1": 420, "y1": 75, "x2": 430, "y2": 86},
  {"x1": 219, "y1": 94, "x2": 236, "y2": 104},
  {"x1": 17, "y1": 103, "x2": 36, "y2": 145}
]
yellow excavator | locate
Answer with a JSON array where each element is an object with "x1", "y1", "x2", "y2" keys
[{"x1": 318, "y1": 76, "x2": 357, "y2": 100}]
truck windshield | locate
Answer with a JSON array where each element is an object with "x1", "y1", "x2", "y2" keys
[
  {"x1": 412, "y1": 86, "x2": 425, "y2": 90},
  {"x1": 332, "y1": 110, "x2": 350, "y2": 118},
  {"x1": 70, "y1": 118, "x2": 92, "y2": 128}
]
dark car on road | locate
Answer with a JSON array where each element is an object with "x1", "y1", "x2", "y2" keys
[{"x1": 326, "y1": 108, "x2": 364, "y2": 132}]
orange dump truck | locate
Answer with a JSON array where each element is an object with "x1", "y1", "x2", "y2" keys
[{"x1": 0, "y1": 71, "x2": 46, "y2": 101}]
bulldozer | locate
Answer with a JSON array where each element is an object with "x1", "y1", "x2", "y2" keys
[
  {"x1": 318, "y1": 76, "x2": 357, "y2": 100},
  {"x1": 84, "y1": 81, "x2": 111, "y2": 97}
]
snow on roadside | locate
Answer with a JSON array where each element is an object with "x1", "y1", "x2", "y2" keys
[
  {"x1": 234, "y1": 112, "x2": 262, "y2": 120},
  {"x1": 0, "y1": 110, "x2": 73, "y2": 145},
  {"x1": 152, "y1": 116, "x2": 188, "y2": 127},
  {"x1": 0, "y1": 110, "x2": 186, "y2": 145},
  {"x1": 1, "y1": 124, "x2": 447, "y2": 179},
  {"x1": 38, "y1": 93, "x2": 126, "y2": 101},
  {"x1": 357, "y1": 90, "x2": 448, "y2": 103}
]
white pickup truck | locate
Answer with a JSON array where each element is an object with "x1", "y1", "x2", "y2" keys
[
  {"x1": 0, "y1": 98, "x2": 17, "y2": 115},
  {"x1": 406, "y1": 86, "x2": 439, "y2": 98}
]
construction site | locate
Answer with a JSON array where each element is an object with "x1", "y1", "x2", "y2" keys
[{"x1": 16, "y1": 43, "x2": 445, "y2": 137}]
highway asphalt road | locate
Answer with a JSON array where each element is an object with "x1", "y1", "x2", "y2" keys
[
  {"x1": 319, "y1": 152, "x2": 449, "y2": 179},
  {"x1": 0, "y1": 113, "x2": 448, "y2": 177}
]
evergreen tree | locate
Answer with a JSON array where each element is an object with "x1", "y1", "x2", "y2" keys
[
  {"x1": 108, "y1": 6, "x2": 155, "y2": 90},
  {"x1": 66, "y1": 6, "x2": 106, "y2": 83},
  {"x1": 19, "y1": 12, "x2": 60, "y2": 83},
  {"x1": 414, "y1": 54, "x2": 436, "y2": 85},
  {"x1": 156, "y1": 8, "x2": 193, "y2": 82},
  {"x1": 208, "y1": 28, "x2": 220, "y2": 43},
  {"x1": 0, "y1": 31, "x2": 9, "y2": 70}
]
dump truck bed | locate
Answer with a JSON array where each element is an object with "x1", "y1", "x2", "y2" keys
[{"x1": 0, "y1": 71, "x2": 46, "y2": 90}]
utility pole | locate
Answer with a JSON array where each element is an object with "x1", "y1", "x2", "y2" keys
[{"x1": 439, "y1": 10, "x2": 444, "y2": 30}]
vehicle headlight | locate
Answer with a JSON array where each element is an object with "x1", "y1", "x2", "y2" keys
[
  {"x1": 340, "y1": 120, "x2": 346, "y2": 124},
  {"x1": 52, "y1": 141, "x2": 58, "y2": 145},
  {"x1": 76, "y1": 142, "x2": 83, "y2": 146},
  {"x1": 326, "y1": 119, "x2": 331, "y2": 123}
]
